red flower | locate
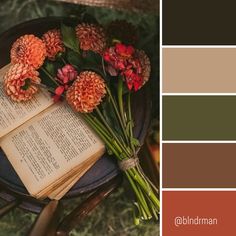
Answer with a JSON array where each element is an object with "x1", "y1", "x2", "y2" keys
[
  {"x1": 115, "y1": 43, "x2": 134, "y2": 58},
  {"x1": 53, "y1": 65, "x2": 78, "y2": 102},
  {"x1": 125, "y1": 73, "x2": 143, "y2": 91},
  {"x1": 53, "y1": 85, "x2": 65, "y2": 102},
  {"x1": 103, "y1": 43, "x2": 150, "y2": 91},
  {"x1": 55, "y1": 85, "x2": 65, "y2": 95},
  {"x1": 57, "y1": 64, "x2": 78, "y2": 84}
]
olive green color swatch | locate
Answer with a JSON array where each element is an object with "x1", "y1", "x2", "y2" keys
[{"x1": 163, "y1": 96, "x2": 236, "y2": 140}]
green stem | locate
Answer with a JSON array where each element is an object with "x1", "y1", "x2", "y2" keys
[
  {"x1": 127, "y1": 91, "x2": 135, "y2": 153},
  {"x1": 60, "y1": 56, "x2": 67, "y2": 65},
  {"x1": 83, "y1": 114, "x2": 122, "y2": 160},
  {"x1": 57, "y1": 53, "x2": 67, "y2": 65},
  {"x1": 105, "y1": 85, "x2": 130, "y2": 145},
  {"x1": 83, "y1": 113, "x2": 160, "y2": 219},
  {"x1": 101, "y1": 58, "x2": 107, "y2": 77},
  {"x1": 136, "y1": 202, "x2": 148, "y2": 221},
  {"x1": 88, "y1": 114, "x2": 113, "y2": 139},
  {"x1": 135, "y1": 184, "x2": 152, "y2": 220},
  {"x1": 127, "y1": 92, "x2": 159, "y2": 209},
  {"x1": 128, "y1": 169, "x2": 160, "y2": 209},
  {"x1": 147, "y1": 197, "x2": 159, "y2": 220},
  {"x1": 125, "y1": 172, "x2": 152, "y2": 219},
  {"x1": 86, "y1": 114, "x2": 112, "y2": 142},
  {"x1": 95, "y1": 107, "x2": 130, "y2": 158},
  {"x1": 136, "y1": 184, "x2": 151, "y2": 216},
  {"x1": 117, "y1": 78, "x2": 127, "y2": 126}
]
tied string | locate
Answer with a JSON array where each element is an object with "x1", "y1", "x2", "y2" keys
[
  {"x1": 118, "y1": 157, "x2": 139, "y2": 171},
  {"x1": 119, "y1": 152, "x2": 159, "y2": 196}
]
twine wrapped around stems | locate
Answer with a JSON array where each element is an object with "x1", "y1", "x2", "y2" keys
[
  {"x1": 118, "y1": 157, "x2": 139, "y2": 171},
  {"x1": 55, "y1": 0, "x2": 159, "y2": 13}
]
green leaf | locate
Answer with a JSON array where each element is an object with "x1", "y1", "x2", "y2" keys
[
  {"x1": 39, "y1": 68, "x2": 56, "y2": 89},
  {"x1": 21, "y1": 78, "x2": 31, "y2": 90},
  {"x1": 83, "y1": 50, "x2": 101, "y2": 66},
  {"x1": 61, "y1": 24, "x2": 80, "y2": 54},
  {"x1": 66, "y1": 50, "x2": 83, "y2": 68},
  {"x1": 126, "y1": 120, "x2": 134, "y2": 133},
  {"x1": 131, "y1": 138, "x2": 140, "y2": 147},
  {"x1": 66, "y1": 49, "x2": 105, "y2": 76},
  {"x1": 107, "y1": 148, "x2": 113, "y2": 155},
  {"x1": 126, "y1": 121, "x2": 131, "y2": 134},
  {"x1": 44, "y1": 61, "x2": 55, "y2": 75}
]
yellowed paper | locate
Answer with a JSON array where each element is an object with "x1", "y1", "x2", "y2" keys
[
  {"x1": 48, "y1": 153, "x2": 103, "y2": 200},
  {"x1": 0, "y1": 102, "x2": 105, "y2": 196},
  {"x1": 0, "y1": 64, "x2": 53, "y2": 138},
  {"x1": 35, "y1": 149, "x2": 104, "y2": 199}
]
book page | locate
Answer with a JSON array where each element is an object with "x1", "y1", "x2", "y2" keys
[
  {"x1": 0, "y1": 102, "x2": 105, "y2": 196},
  {"x1": 38, "y1": 153, "x2": 102, "y2": 200},
  {"x1": 0, "y1": 64, "x2": 54, "y2": 138}
]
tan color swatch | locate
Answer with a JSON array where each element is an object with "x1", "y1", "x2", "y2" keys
[{"x1": 163, "y1": 48, "x2": 236, "y2": 93}]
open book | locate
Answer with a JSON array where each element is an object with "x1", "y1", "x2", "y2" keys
[{"x1": 0, "y1": 65, "x2": 105, "y2": 200}]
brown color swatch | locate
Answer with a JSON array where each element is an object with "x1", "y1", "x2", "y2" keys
[
  {"x1": 163, "y1": 191, "x2": 236, "y2": 236},
  {"x1": 163, "y1": 0, "x2": 236, "y2": 45},
  {"x1": 163, "y1": 143, "x2": 236, "y2": 188},
  {"x1": 163, "y1": 48, "x2": 236, "y2": 93}
]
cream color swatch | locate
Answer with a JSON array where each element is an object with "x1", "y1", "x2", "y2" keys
[{"x1": 163, "y1": 48, "x2": 236, "y2": 93}]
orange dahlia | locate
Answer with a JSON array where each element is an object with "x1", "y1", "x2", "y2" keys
[
  {"x1": 136, "y1": 50, "x2": 151, "y2": 86},
  {"x1": 42, "y1": 29, "x2": 65, "y2": 60},
  {"x1": 10, "y1": 34, "x2": 46, "y2": 69},
  {"x1": 75, "y1": 23, "x2": 107, "y2": 54},
  {"x1": 4, "y1": 63, "x2": 41, "y2": 102},
  {"x1": 66, "y1": 71, "x2": 106, "y2": 113}
]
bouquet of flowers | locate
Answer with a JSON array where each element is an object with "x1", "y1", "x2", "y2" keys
[{"x1": 3, "y1": 18, "x2": 159, "y2": 223}]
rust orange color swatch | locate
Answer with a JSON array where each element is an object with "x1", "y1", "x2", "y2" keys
[{"x1": 163, "y1": 191, "x2": 236, "y2": 236}]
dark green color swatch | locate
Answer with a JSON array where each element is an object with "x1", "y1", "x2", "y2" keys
[{"x1": 163, "y1": 96, "x2": 236, "y2": 140}]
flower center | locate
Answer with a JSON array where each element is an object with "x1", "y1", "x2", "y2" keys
[
  {"x1": 16, "y1": 45, "x2": 23, "y2": 54},
  {"x1": 21, "y1": 78, "x2": 31, "y2": 90}
]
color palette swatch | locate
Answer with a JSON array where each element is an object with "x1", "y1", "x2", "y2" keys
[
  {"x1": 163, "y1": 96, "x2": 236, "y2": 140},
  {"x1": 163, "y1": 143, "x2": 236, "y2": 188},
  {"x1": 163, "y1": 191, "x2": 236, "y2": 236},
  {"x1": 161, "y1": 1, "x2": 236, "y2": 235},
  {"x1": 163, "y1": 0, "x2": 236, "y2": 45},
  {"x1": 163, "y1": 48, "x2": 236, "y2": 93}
]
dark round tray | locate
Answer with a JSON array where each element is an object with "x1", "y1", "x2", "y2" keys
[{"x1": 0, "y1": 17, "x2": 151, "y2": 202}]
